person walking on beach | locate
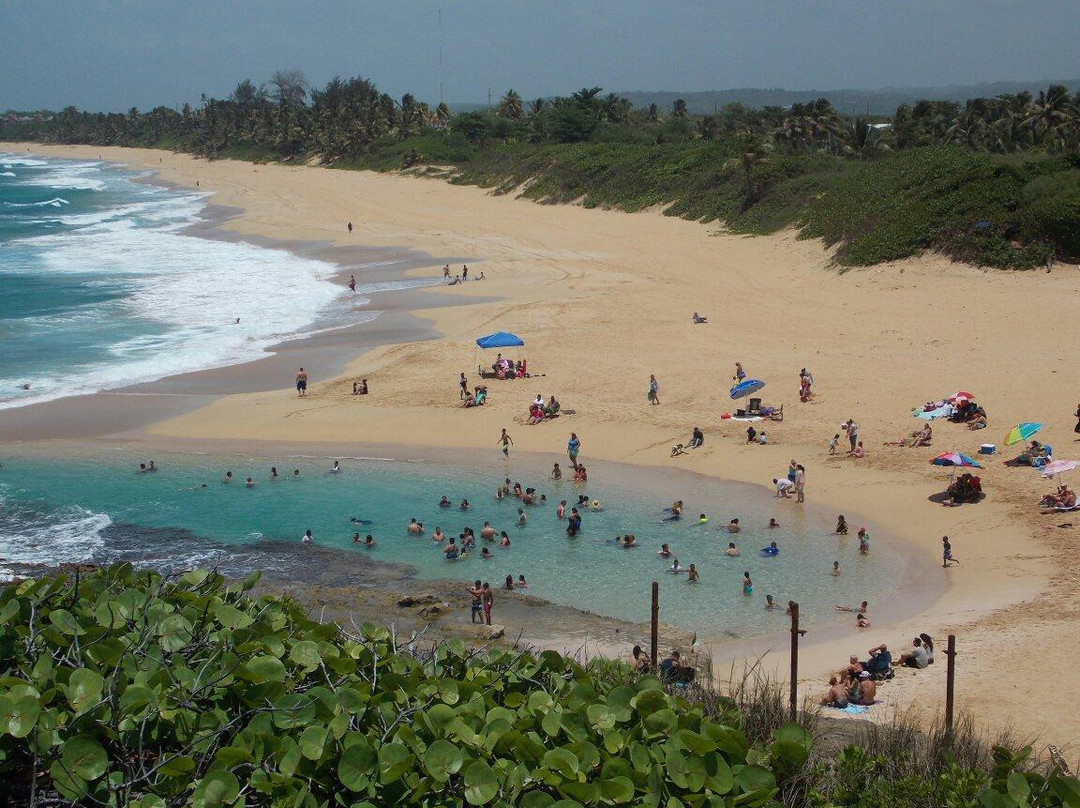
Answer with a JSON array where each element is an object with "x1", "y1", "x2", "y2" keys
[
  {"x1": 443, "y1": 264, "x2": 451, "y2": 281},
  {"x1": 567, "y1": 432, "x2": 581, "y2": 468},
  {"x1": 733, "y1": 362, "x2": 746, "y2": 382},
  {"x1": 459, "y1": 372, "x2": 469, "y2": 400},
  {"x1": 497, "y1": 428, "x2": 514, "y2": 458},
  {"x1": 942, "y1": 535, "x2": 959, "y2": 567},
  {"x1": 295, "y1": 367, "x2": 308, "y2": 397},
  {"x1": 348, "y1": 275, "x2": 356, "y2": 291},
  {"x1": 648, "y1": 374, "x2": 660, "y2": 405}
]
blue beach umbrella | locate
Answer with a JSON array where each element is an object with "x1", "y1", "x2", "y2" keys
[{"x1": 730, "y1": 379, "x2": 765, "y2": 400}]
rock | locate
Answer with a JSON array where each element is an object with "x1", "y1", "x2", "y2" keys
[
  {"x1": 486, "y1": 624, "x2": 505, "y2": 640},
  {"x1": 397, "y1": 594, "x2": 439, "y2": 607}
]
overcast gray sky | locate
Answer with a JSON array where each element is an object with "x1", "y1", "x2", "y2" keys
[{"x1": 3, "y1": 0, "x2": 1078, "y2": 112}]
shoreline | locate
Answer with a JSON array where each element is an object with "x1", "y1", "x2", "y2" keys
[{"x1": 3, "y1": 142, "x2": 1079, "y2": 747}]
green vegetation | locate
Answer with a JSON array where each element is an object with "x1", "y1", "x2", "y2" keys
[
  {"x1": 4, "y1": 74, "x2": 1080, "y2": 270},
  {"x1": 1, "y1": 566, "x2": 1079, "y2": 807}
]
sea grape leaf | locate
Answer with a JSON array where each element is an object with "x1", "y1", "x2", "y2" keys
[
  {"x1": 62, "y1": 736, "x2": 109, "y2": 781},
  {"x1": 67, "y1": 668, "x2": 104, "y2": 715}
]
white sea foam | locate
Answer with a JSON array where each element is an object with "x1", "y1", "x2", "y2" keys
[
  {"x1": 2, "y1": 197, "x2": 70, "y2": 208},
  {"x1": 0, "y1": 171, "x2": 15, "y2": 178},
  {"x1": 22, "y1": 161, "x2": 106, "y2": 191},
  {"x1": 0, "y1": 491, "x2": 111, "y2": 566},
  {"x1": 0, "y1": 155, "x2": 49, "y2": 167}
]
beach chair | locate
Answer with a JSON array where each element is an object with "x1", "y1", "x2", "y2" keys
[
  {"x1": 747, "y1": 397, "x2": 762, "y2": 416},
  {"x1": 769, "y1": 404, "x2": 784, "y2": 422}
]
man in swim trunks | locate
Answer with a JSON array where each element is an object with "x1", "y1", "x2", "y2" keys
[
  {"x1": 296, "y1": 367, "x2": 308, "y2": 397},
  {"x1": 481, "y1": 581, "x2": 493, "y2": 625},
  {"x1": 468, "y1": 580, "x2": 483, "y2": 623}
]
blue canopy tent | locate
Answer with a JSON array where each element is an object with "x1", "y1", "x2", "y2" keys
[{"x1": 475, "y1": 331, "x2": 525, "y2": 377}]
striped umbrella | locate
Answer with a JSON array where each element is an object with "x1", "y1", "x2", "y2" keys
[{"x1": 1004, "y1": 422, "x2": 1043, "y2": 446}]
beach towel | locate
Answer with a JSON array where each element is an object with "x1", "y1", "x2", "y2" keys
[
  {"x1": 731, "y1": 415, "x2": 764, "y2": 422},
  {"x1": 913, "y1": 405, "x2": 951, "y2": 421},
  {"x1": 842, "y1": 704, "x2": 870, "y2": 714}
]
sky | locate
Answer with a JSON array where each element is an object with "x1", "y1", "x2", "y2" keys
[{"x1": 3, "y1": 0, "x2": 1079, "y2": 112}]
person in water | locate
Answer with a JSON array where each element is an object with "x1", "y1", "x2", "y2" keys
[
  {"x1": 657, "y1": 543, "x2": 672, "y2": 558},
  {"x1": 698, "y1": 513, "x2": 709, "y2": 524},
  {"x1": 138, "y1": 463, "x2": 148, "y2": 473},
  {"x1": 761, "y1": 541, "x2": 779, "y2": 555},
  {"x1": 517, "y1": 508, "x2": 527, "y2": 526},
  {"x1": 432, "y1": 527, "x2": 445, "y2": 543},
  {"x1": 445, "y1": 541, "x2": 461, "y2": 559},
  {"x1": 831, "y1": 561, "x2": 841, "y2": 576},
  {"x1": 765, "y1": 594, "x2": 779, "y2": 609},
  {"x1": 669, "y1": 558, "x2": 683, "y2": 574},
  {"x1": 768, "y1": 518, "x2": 780, "y2": 528},
  {"x1": 551, "y1": 463, "x2": 562, "y2": 480},
  {"x1": 301, "y1": 529, "x2": 312, "y2": 543},
  {"x1": 245, "y1": 477, "x2": 255, "y2": 488},
  {"x1": 858, "y1": 528, "x2": 870, "y2": 554},
  {"x1": 499, "y1": 531, "x2": 510, "y2": 547},
  {"x1": 460, "y1": 499, "x2": 470, "y2": 510},
  {"x1": 621, "y1": 534, "x2": 637, "y2": 548},
  {"x1": 480, "y1": 546, "x2": 493, "y2": 559},
  {"x1": 293, "y1": 469, "x2": 300, "y2": 477},
  {"x1": 364, "y1": 534, "x2": 375, "y2": 547},
  {"x1": 270, "y1": 467, "x2": 279, "y2": 479},
  {"x1": 223, "y1": 471, "x2": 233, "y2": 484},
  {"x1": 687, "y1": 564, "x2": 699, "y2": 582},
  {"x1": 742, "y1": 572, "x2": 753, "y2": 594},
  {"x1": 352, "y1": 532, "x2": 361, "y2": 542},
  {"x1": 725, "y1": 542, "x2": 740, "y2": 556},
  {"x1": 504, "y1": 575, "x2": 515, "y2": 591},
  {"x1": 439, "y1": 495, "x2": 451, "y2": 508},
  {"x1": 517, "y1": 574, "x2": 528, "y2": 588},
  {"x1": 407, "y1": 518, "x2": 425, "y2": 534},
  {"x1": 835, "y1": 515, "x2": 849, "y2": 535},
  {"x1": 556, "y1": 500, "x2": 566, "y2": 519},
  {"x1": 330, "y1": 460, "x2": 341, "y2": 474},
  {"x1": 727, "y1": 518, "x2": 741, "y2": 533}
]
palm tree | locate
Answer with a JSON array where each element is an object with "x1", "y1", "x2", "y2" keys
[
  {"x1": 498, "y1": 89, "x2": 524, "y2": 120},
  {"x1": 671, "y1": 98, "x2": 687, "y2": 118},
  {"x1": 1023, "y1": 85, "x2": 1077, "y2": 150}
]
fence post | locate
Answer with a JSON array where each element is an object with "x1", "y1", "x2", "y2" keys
[
  {"x1": 789, "y1": 602, "x2": 800, "y2": 720},
  {"x1": 944, "y1": 634, "x2": 957, "y2": 737},
  {"x1": 650, "y1": 581, "x2": 659, "y2": 673}
]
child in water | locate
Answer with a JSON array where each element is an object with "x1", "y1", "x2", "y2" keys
[
  {"x1": 835, "y1": 515, "x2": 849, "y2": 535},
  {"x1": 742, "y1": 572, "x2": 753, "y2": 595}
]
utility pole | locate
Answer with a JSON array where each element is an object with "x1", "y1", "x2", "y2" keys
[
  {"x1": 944, "y1": 635, "x2": 957, "y2": 738},
  {"x1": 488, "y1": 88, "x2": 492, "y2": 113},
  {"x1": 789, "y1": 602, "x2": 806, "y2": 720},
  {"x1": 650, "y1": 581, "x2": 659, "y2": 673}
]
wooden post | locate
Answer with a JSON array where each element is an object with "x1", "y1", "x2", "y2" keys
[
  {"x1": 650, "y1": 581, "x2": 659, "y2": 673},
  {"x1": 944, "y1": 634, "x2": 957, "y2": 737},
  {"x1": 789, "y1": 602, "x2": 800, "y2": 720}
]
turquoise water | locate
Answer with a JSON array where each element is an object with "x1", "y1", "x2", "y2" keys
[
  {"x1": 0, "y1": 152, "x2": 427, "y2": 410},
  {"x1": 0, "y1": 450, "x2": 905, "y2": 637}
]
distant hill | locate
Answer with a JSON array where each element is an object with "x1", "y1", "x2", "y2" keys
[
  {"x1": 449, "y1": 79, "x2": 1080, "y2": 117},
  {"x1": 620, "y1": 79, "x2": 1080, "y2": 116}
]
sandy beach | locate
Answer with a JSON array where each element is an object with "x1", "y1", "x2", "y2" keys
[{"x1": 4, "y1": 142, "x2": 1080, "y2": 748}]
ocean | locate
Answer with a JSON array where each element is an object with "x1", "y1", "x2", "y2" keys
[
  {"x1": 0, "y1": 449, "x2": 908, "y2": 638},
  {"x1": 0, "y1": 151, "x2": 416, "y2": 410}
]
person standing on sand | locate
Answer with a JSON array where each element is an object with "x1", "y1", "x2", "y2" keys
[
  {"x1": 497, "y1": 428, "x2": 514, "y2": 459},
  {"x1": 468, "y1": 580, "x2": 483, "y2": 623},
  {"x1": 295, "y1": 367, "x2": 308, "y2": 397},
  {"x1": 942, "y1": 535, "x2": 959, "y2": 567},
  {"x1": 481, "y1": 581, "x2": 493, "y2": 625},
  {"x1": 844, "y1": 419, "x2": 859, "y2": 454},
  {"x1": 795, "y1": 464, "x2": 806, "y2": 503},
  {"x1": 462, "y1": 265, "x2": 469, "y2": 281},
  {"x1": 347, "y1": 221, "x2": 353, "y2": 233},
  {"x1": 648, "y1": 375, "x2": 660, "y2": 405},
  {"x1": 1074, "y1": 403, "x2": 1080, "y2": 436},
  {"x1": 459, "y1": 372, "x2": 469, "y2": 400}
]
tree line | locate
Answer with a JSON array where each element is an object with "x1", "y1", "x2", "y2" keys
[{"x1": 5, "y1": 70, "x2": 1079, "y2": 162}]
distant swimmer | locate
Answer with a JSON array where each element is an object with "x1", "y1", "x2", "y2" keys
[
  {"x1": 687, "y1": 564, "x2": 699, "y2": 582},
  {"x1": 245, "y1": 477, "x2": 255, "y2": 488},
  {"x1": 499, "y1": 531, "x2": 510, "y2": 547},
  {"x1": 765, "y1": 595, "x2": 779, "y2": 609},
  {"x1": 407, "y1": 518, "x2": 425, "y2": 534},
  {"x1": 296, "y1": 367, "x2": 308, "y2": 397},
  {"x1": 726, "y1": 518, "x2": 741, "y2": 533},
  {"x1": 349, "y1": 517, "x2": 372, "y2": 525},
  {"x1": 725, "y1": 542, "x2": 740, "y2": 557},
  {"x1": 657, "y1": 543, "x2": 672, "y2": 558},
  {"x1": 222, "y1": 471, "x2": 233, "y2": 484},
  {"x1": 480, "y1": 546, "x2": 492, "y2": 559},
  {"x1": 270, "y1": 467, "x2": 279, "y2": 479},
  {"x1": 480, "y1": 521, "x2": 496, "y2": 540},
  {"x1": 557, "y1": 500, "x2": 566, "y2": 519},
  {"x1": 445, "y1": 541, "x2": 460, "y2": 560},
  {"x1": 551, "y1": 463, "x2": 562, "y2": 481},
  {"x1": 364, "y1": 534, "x2": 375, "y2": 547},
  {"x1": 460, "y1": 499, "x2": 470, "y2": 510},
  {"x1": 760, "y1": 541, "x2": 779, "y2": 557},
  {"x1": 566, "y1": 508, "x2": 582, "y2": 536},
  {"x1": 669, "y1": 558, "x2": 683, "y2": 574},
  {"x1": 831, "y1": 561, "x2": 841, "y2": 576},
  {"x1": 516, "y1": 574, "x2": 528, "y2": 588},
  {"x1": 302, "y1": 529, "x2": 312, "y2": 543},
  {"x1": 835, "y1": 600, "x2": 869, "y2": 614},
  {"x1": 698, "y1": 514, "x2": 709, "y2": 524},
  {"x1": 835, "y1": 515, "x2": 849, "y2": 535},
  {"x1": 742, "y1": 572, "x2": 753, "y2": 595},
  {"x1": 439, "y1": 495, "x2": 452, "y2": 508},
  {"x1": 621, "y1": 534, "x2": 637, "y2": 548},
  {"x1": 138, "y1": 463, "x2": 148, "y2": 474},
  {"x1": 293, "y1": 469, "x2": 300, "y2": 477},
  {"x1": 352, "y1": 532, "x2": 361, "y2": 542},
  {"x1": 517, "y1": 508, "x2": 527, "y2": 526},
  {"x1": 187, "y1": 483, "x2": 210, "y2": 490},
  {"x1": 768, "y1": 518, "x2": 780, "y2": 529},
  {"x1": 433, "y1": 526, "x2": 445, "y2": 542},
  {"x1": 330, "y1": 460, "x2": 341, "y2": 474},
  {"x1": 858, "y1": 527, "x2": 870, "y2": 554},
  {"x1": 148, "y1": 460, "x2": 157, "y2": 472}
]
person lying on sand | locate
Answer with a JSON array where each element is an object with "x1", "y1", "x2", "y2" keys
[
  {"x1": 692, "y1": 312, "x2": 708, "y2": 324},
  {"x1": 836, "y1": 600, "x2": 869, "y2": 613}
]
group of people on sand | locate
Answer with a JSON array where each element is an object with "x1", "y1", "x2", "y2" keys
[
  {"x1": 1039, "y1": 482, "x2": 1077, "y2": 510},
  {"x1": 772, "y1": 459, "x2": 807, "y2": 502},
  {"x1": 489, "y1": 354, "x2": 528, "y2": 380},
  {"x1": 527, "y1": 393, "x2": 561, "y2": 424},
  {"x1": 444, "y1": 264, "x2": 485, "y2": 285},
  {"x1": 821, "y1": 632, "x2": 936, "y2": 708}
]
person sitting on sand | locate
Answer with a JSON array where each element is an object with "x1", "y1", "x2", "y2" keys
[
  {"x1": 746, "y1": 425, "x2": 757, "y2": 444},
  {"x1": 856, "y1": 613, "x2": 870, "y2": 628},
  {"x1": 909, "y1": 423, "x2": 933, "y2": 448},
  {"x1": 820, "y1": 676, "x2": 849, "y2": 708},
  {"x1": 528, "y1": 402, "x2": 545, "y2": 425},
  {"x1": 768, "y1": 518, "x2": 780, "y2": 528},
  {"x1": 849, "y1": 671, "x2": 877, "y2": 705},
  {"x1": 544, "y1": 396, "x2": 560, "y2": 417},
  {"x1": 757, "y1": 431, "x2": 768, "y2": 445},
  {"x1": 352, "y1": 379, "x2": 368, "y2": 395},
  {"x1": 967, "y1": 410, "x2": 987, "y2": 430},
  {"x1": 835, "y1": 515, "x2": 849, "y2": 535},
  {"x1": 630, "y1": 645, "x2": 651, "y2": 672},
  {"x1": 671, "y1": 443, "x2": 686, "y2": 457},
  {"x1": 725, "y1": 541, "x2": 740, "y2": 556},
  {"x1": 852, "y1": 441, "x2": 866, "y2": 458},
  {"x1": 688, "y1": 426, "x2": 704, "y2": 448},
  {"x1": 692, "y1": 312, "x2": 708, "y2": 324},
  {"x1": 462, "y1": 390, "x2": 477, "y2": 408},
  {"x1": 839, "y1": 655, "x2": 863, "y2": 686},
  {"x1": 897, "y1": 636, "x2": 929, "y2": 669},
  {"x1": 407, "y1": 518, "x2": 424, "y2": 535}
]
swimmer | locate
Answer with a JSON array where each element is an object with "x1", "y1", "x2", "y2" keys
[
  {"x1": 439, "y1": 495, "x2": 452, "y2": 508},
  {"x1": 831, "y1": 561, "x2": 841, "y2": 576},
  {"x1": 742, "y1": 572, "x2": 753, "y2": 595},
  {"x1": 500, "y1": 478, "x2": 511, "y2": 495},
  {"x1": 698, "y1": 513, "x2": 709, "y2": 524},
  {"x1": 364, "y1": 534, "x2": 375, "y2": 547},
  {"x1": 725, "y1": 542, "x2": 740, "y2": 557},
  {"x1": 590, "y1": 499, "x2": 602, "y2": 511},
  {"x1": 835, "y1": 515, "x2": 849, "y2": 535},
  {"x1": 433, "y1": 527, "x2": 445, "y2": 543},
  {"x1": 835, "y1": 600, "x2": 869, "y2": 613},
  {"x1": 768, "y1": 518, "x2": 780, "y2": 529},
  {"x1": 481, "y1": 546, "x2": 493, "y2": 559},
  {"x1": 301, "y1": 529, "x2": 312, "y2": 544},
  {"x1": 516, "y1": 574, "x2": 528, "y2": 588},
  {"x1": 187, "y1": 483, "x2": 210, "y2": 490},
  {"x1": 540, "y1": 494, "x2": 547, "y2": 503},
  {"x1": 669, "y1": 558, "x2": 683, "y2": 574},
  {"x1": 657, "y1": 543, "x2": 672, "y2": 558},
  {"x1": 495, "y1": 488, "x2": 505, "y2": 500},
  {"x1": 517, "y1": 508, "x2": 527, "y2": 526},
  {"x1": 460, "y1": 499, "x2": 470, "y2": 510},
  {"x1": 621, "y1": 534, "x2": 637, "y2": 548},
  {"x1": 727, "y1": 518, "x2": 741, "y2": 533},
  {"x1": 662, "y1": 500, "x2": 684, "y2": 521},
  {"x1": 513, "y1": 483, "x2": 523, "y2": 498},
  {"x1": 761, "y1": 541, "x2": 779, "y2": 556},
  {"x1": 522, "y1": 489, "x2": 535, "y2": 505},
  {"x1": 245, "y1": 477, "x2": 255, "y2": 488},
  {"x1": 551, "y1": 463, "x2": 562, "y2": 481},
  {"x1": 444, "y1": 541, "x2": 459, "y2": 559},
  {"x1": 352, "y1": 532, "x2": 361, "y2": 542},
  {"x1": 148, "y1": 460, "x2": 156, "y2": 472},
  {"x1": 407, "y1": 518, "x2": 425, "y2": 535},
  {"x1": 856, "y1": 612, "x2": 870, "y2": 628},
  {"x1": 350, "y1": 517, "x2": 372, "y2": 525},
  {"x1": 223, "y1": 471, "x2": 233, "y2": 484},
  {"x1": 270, "y1": 467, "x2": 279, "y2": 479},
  {"x1": 687, "y1": 563, "x2": 699, "y2": 582},
  {"x1": 138, "y1": 463, "x2": 148, "y2": 473},
  {"x1": 765, "y1": 594, "x2": 779, "y2": 609},
  {"x1": 500, "y1": 531, "x2": 510, "y2": 547},
  {"x1": 504, "y1": 575, "x2": 515, "y2": 591},
  {"x1": 478, "y1": 521, "x2": 494, "y2": 540},
  {"x1": 330, "y1": 460, "x2": 341, "y2": 474},
  {"x1": 577, "y1": 495, "x2": 589, "y2": 508},
  {"x1": 293, "y1": 469, "x2": 300, "y2": 477},
  {"x1": 557, "y1": 500, "x2": 566, "y2": 519}
]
